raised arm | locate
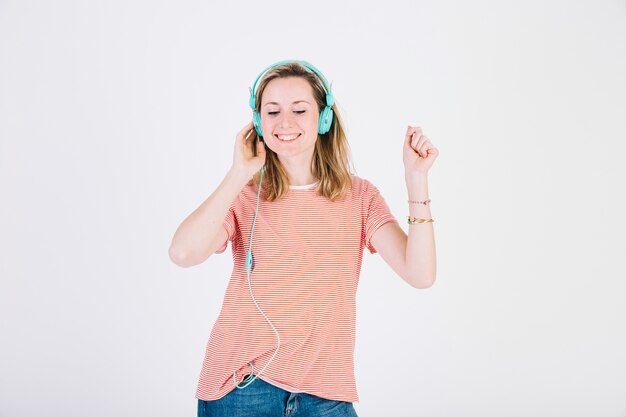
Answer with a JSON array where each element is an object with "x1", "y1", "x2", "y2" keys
[
  {"x1": 168, "y1": 122, "x2": 265, "y2": 267},
  {"x1": 369, "y1": 126, "x2": 438, "y2": 288}
]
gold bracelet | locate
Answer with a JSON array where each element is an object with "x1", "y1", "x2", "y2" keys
[{"x1": 407, "y1": 216, "x2": 434, "y2": 225}]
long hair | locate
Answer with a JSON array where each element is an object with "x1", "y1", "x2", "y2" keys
[{"x1": 248, "y1": 62, "x2": 355, "y2": 202}]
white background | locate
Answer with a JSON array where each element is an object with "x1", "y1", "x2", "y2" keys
[{"x1": 1, "y1": 0, "x2": 625, "y2": 416}]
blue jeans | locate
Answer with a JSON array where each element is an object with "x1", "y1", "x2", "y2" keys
[{"x1": 197, "y1": 376, "x2": 359, "y2": 417}]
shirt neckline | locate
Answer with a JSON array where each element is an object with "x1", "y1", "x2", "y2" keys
[{"x1": 289, "y1": 181, "x2": 319, "y2": 190}]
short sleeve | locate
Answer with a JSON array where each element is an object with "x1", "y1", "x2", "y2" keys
[
  {"x1": 364, "y1": 182, "x2": 398, "y2": 254},
  {"x1": 214, "y1": 198, "x2": 239, "y2": 254}
]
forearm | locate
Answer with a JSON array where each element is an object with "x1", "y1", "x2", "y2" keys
[
  {"x1": 169, "y1": 168, "x2": 249, "y2": 264},
  {"x1": 405, "y1": 173, "x2": 437, "y2": 288}
]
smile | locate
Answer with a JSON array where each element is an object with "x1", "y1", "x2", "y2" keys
[{"x1": 275, "y1": 134, "x2": 301, "y2": 142}]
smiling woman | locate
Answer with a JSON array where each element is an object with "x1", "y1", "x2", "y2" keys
[
  {"x1": 258, "y1": 77, "x2": 321, "y2": 168},
  {"x1": 247, "y1": 61, "x2": 353, "y2": 202},
  {"x1": 168, "y1": 59, "x2": 438, "y2": 417}
]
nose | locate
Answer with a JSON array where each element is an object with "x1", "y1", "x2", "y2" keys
[{"x1": 277, "y1": 111, "x2": 296, "y2": 128}]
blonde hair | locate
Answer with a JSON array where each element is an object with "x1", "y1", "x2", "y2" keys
[{"x1": 248, "y1": 62, "x2": 354, "y2": 202}]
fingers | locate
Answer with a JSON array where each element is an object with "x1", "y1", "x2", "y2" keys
[
  {"x1": 237, "y1": 121, "x2": 255, "y2": 143},
  {"x1": 417, "y1": 138, "x2": 438, "y2": 160},
  {"x1": 414, "y1": 134, "x2": 428, "y2": 156},
  {"x1": 256, "y1": 138, "x2": 266, "y2": 156},
  {"x1": 404, "y1": 125, "x2": 421, "y2": 149},
  {"x1": 426, "y1": 146, "x2": 439, "y2": 158},
  {"x1": 404, "y1": 125, "x2": 437, "y2": 159},
  {"x1": 405, "y1": 126, "x2": 426, "y2": 156},
  {"x1": 235, "y1": 122, "x2": 257, "y2": 160}
]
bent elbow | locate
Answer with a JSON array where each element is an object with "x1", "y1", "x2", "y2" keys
[
  {"x1": 169, "y1": 246, "x2": 198, "y2": 268},
  {"x1": 168, "y1": 245, "x2": 187, "y2": 267},
  {"x1": 409, "y1": 274, "x2": 436, "y2": 289},
  {"x1": 169, "y1": 244, "x2": 215, "y2": 268}
]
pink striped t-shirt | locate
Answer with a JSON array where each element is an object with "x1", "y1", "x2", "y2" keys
[{"x1": 195, "y1": 175, "x2": 397, "y2": 402}]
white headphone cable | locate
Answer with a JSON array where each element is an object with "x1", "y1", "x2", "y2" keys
[{"x1": 233, "y1": 165, "x2": 281, "y2": 389}]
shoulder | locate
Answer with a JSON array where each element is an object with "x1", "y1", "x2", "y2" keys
[
  {"x1": 349, "y1": 174, "x2": 382, "y2": 197},
  {"x1": 228, "y1": 182, "x2": 261, "y2": 210}
]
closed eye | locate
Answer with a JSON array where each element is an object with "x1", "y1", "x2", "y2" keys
[{"x1": 267, "y1": 110, "x2": 306, "y2": 116}]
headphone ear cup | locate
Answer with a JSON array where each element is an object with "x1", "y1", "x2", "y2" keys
[
  {"x1": 252, "y1": 111, "x2": 263, "y2": 136},
  {"x1": 318, "y1": 107, "x2": 334, "y2": 135}
]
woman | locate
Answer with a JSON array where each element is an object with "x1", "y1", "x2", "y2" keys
[{"x1": 169, "y1": 60, "x2": 438, "y2": 417}]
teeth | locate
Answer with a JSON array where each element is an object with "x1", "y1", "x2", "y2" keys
[{"x1": 276, "y1": 134, "x2": 299, "y2": 141}]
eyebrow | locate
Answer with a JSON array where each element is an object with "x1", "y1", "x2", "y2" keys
[{"x1": 263, "y1": 100, "x2": 311, "y2": 107}]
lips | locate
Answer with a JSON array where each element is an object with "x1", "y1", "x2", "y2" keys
[{"x1": 275, "y1": 133, "x2": 301, "y2": 141}]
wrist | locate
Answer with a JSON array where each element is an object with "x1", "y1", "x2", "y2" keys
[
  {"x1": 405, "y1": 171, "x2": 428, "y2": 184},
  {"x1": 227, "y1": 167, "x2": 253, "y2": 188},
  {"x1": 405, "y1": 173, "x2": 428, "y2": 197}
]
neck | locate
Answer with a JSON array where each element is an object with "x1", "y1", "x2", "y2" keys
[{"x1": 278, "y1": 152, "x2": 318, "y2": 186}]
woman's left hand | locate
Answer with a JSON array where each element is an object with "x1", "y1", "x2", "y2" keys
[{"x1": 403, "y1": 125, "x2": 439, "y2": 176}]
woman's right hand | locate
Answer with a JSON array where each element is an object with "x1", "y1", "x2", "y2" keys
[{"x1": 231, "y1": 121, "x2": 266, "y2": 180}]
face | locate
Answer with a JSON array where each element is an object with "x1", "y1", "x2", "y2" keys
[{"x1": 259, "y1": 76, "x2": 320, "y2": 161}]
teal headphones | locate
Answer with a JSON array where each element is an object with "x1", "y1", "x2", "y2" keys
[{"x1": 249, "y1": 59, "x2": 335, "y2": 137}]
